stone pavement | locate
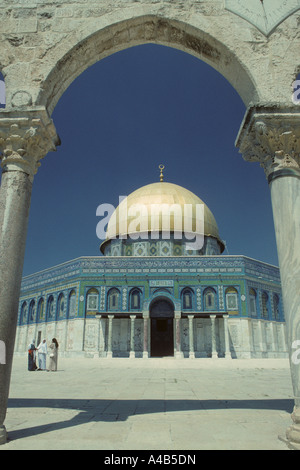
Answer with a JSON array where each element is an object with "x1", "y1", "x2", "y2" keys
[{"x1": 0, "y1": 356, "x2": 295, "y2": 450}]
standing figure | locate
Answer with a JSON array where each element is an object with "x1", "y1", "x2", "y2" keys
[
  {"x1": 37, "y1": 339, "x2": 48, "y2": 370},
  {"x1": 28, "y1": 340, "x2": 37, "y2": 371},
  {"x1": 49, "y1": 338, "x2": 59, "y2": 372}
]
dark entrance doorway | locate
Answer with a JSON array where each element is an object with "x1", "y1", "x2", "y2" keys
[{"x1": 150, "y1": 299, "x2": 174, "y2": 357}]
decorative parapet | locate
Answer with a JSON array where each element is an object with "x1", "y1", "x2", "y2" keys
[
  {"x1": 236, "y1": 106, "x2": 300, "y2": 183},
  {"x1": 20, "y1": 255, "x2": 281, "y2": 294},
  {"x1": 0, "y1": 107, "x2": 60, "y2": 179}
]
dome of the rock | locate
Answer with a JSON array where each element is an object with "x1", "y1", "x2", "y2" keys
[{"x1": 100, "y1": 180, "x2": 224, "y2": 256}]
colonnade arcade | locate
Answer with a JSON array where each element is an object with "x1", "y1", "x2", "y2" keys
[
  {"x1": 95, "y1": 311, "x2": 231, "y2": 360},
  {"x1": 0, "y1": 1, "x2": 299, "y2": 449}
]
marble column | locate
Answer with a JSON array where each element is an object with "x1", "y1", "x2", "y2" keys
[
  {"x1": 143, "y1": 313, "x2": 149, "y2": 359},
  {"x1": 0, "y1": 109, "x2": 59, "y2": 445},
  {"x1": 174, "y1": 311, "x2": 183, "y2": 358},
  {"x1": 257, "y1": 320, "x2": 264, "y2": 356},
  {"x1": 188, "y1": 315, "x2": 195, "y2": 359},
  {"x1": 107, "y1": 315, "x2": 113, "y2": 358},
  {"x1": 223, "y1": 315, "x2": 231, "y2": 359},
  {"x1": 236, "y1": 107, "x2": 300, "y2": 449},
  {"x1": 129, "y1": 315, "x2": 136, "y2": 359},
  {"x1": 99, "y1": 316, "x2": 106, "y2": 357},
  {"x1": 210, "y1": 315, "x2": 218, "y2": 359},
  {"x1": 95, "y1": 314, "x2": 102, "y2": 358}
]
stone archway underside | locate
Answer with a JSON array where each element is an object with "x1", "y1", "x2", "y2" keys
[
  {"x1": 40, "y1": 15, "x2": 258, "y2": 115},
  {"x1": 0, "y1": 2, "x2": 299, "y2": 114}
]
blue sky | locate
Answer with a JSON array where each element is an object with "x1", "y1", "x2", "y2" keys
[{"x1": 1, "y1": 44, "x2": 279, "y2": 276}]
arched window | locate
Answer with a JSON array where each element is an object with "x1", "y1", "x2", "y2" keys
[
  {"x1": 249, "y1": 288, "x2": 257, "y2": 317},
  {"x1": 68, "y1": 290, "x2": 77, "y2": 318},
  {"x1": 20, "y1": 301, "x2": 28, "y2": 325},
  {"x1": 108, "y1": 288, "x2": 120, "y2": 311},
  {"x1": 182, "y1": 288, "x2": 193, "y2": 310},
  {"x1": 204, "y1": 288, "x2": 216, "y2": 310},
  {"x1": 130, "y1": 289, "x2": 141, "y2": 310},
  {"x1": 86, "y1": 288, "x2": 99, "y2": 312},
  {"x1": 273, "y1": 294, "x2": 280, "y2": 320},
  {"x1": 47, "y1": 295, "x2": 55, "y2": 320},
  {"x1": 225, "y1": 287, "x2": 238, "y2": 311},
  {"x1": 57, "y1": 293, "x2": 65, "y2": 318},
  {"x1": 262, "y1": 292, "x2": 269, "y2": 319},
  {"x1": 29, "y1": 300, "x2": 36, "y2": 323},
  {"x1": 37, "y1": 298, "x2": 45, "y2": 322}
]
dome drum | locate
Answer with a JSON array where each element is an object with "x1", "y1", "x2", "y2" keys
[{"x1": 101, "y1": 233, "x2": 223, "y2": 257}]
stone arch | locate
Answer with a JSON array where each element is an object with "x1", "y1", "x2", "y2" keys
[
  {"x1": 150, "y1": 296, "x2": 175, "y2": 318},
  {"x1": 148, "y1": 291, "x2": 179, "y2": 313},
  {"x1": 36, "y1": 14, "x2": 260, "y2": 115},
  {"x1": 0, "y1": 5, "x2": 298, "y2": 112}
]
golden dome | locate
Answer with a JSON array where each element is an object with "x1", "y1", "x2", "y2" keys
[{"x1": 100, "y1": 181, "x2": 224, "y2": 253}]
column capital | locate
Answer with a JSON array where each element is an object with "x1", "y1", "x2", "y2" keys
[
  {"x1": 0, "y1": 107, "x2": 60, "y2": 179},
  {"x1": 236, "y1": 106, "x2": 300, "y2": 183}
]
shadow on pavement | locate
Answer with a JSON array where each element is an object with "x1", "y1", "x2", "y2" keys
[{"x1": 7, "y1": 397, "x2": 294, "y2": 442}]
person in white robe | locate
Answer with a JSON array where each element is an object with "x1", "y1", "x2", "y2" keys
[
  {"x1": 37, "y1": 339, "x2": 48, "y2": 370},
  {"x1": 49, "y1": 338, "x2": 59, "y2": 371}
]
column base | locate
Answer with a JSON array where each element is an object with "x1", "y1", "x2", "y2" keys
[
  {"x1": 175, "y1": 352, "x2": 184, "y2": 359},
  {"x1": 189, "y1": 352, "x2": 195, "y2": 359},
  {"x1": 106, "y1": 352, "x2": 113, "y2": 359},
  {"x1": 143, "y1": 352, "x2": 149, "y2": 359},
  {"x1": 0, "y1": 425, "x2": 7, "y2": 445},
  {"x1": 224, "y1": 352, "x2": 232, "y2": 359},
  {"x1": 211, "y1": 352, "x2": 218, "y2": 359},
  {"x1": 129, "y1": 351, "x2": 135, "y2": 359},
  {"x1": 284, "y1": 406, "x2": 300, "y2": 449}
]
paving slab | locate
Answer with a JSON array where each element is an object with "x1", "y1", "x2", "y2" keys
[{"x1": 0, "y1": 356, "x2": 295, "y2": 450}]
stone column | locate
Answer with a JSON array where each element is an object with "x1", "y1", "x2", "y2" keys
[
  {"x1": 257, "y1": 320, "x2": 264, "y2": 356},
  {"x1": 236, "y1": 107, "x2": 300, "y2": 449},
  {"x1": 210, "y1": 315, "x2": 218, "y2": 359},
  {"x1": 143, "y1": 312, "x2": 149, "y2": 359},
  {"x1": 94, "y1": 314, "x2": 102, "y2": 358},
  {"x1": 0, "y1": 109, "x2": 59, "y2": 445},
  {"x1": 223, "y1": 314, "x2": 231, "y2": 359},
  {"x1": 129, "y1": 315, "x2": 136, "y2": 359},
  {"x1": 188, "y1": 315, "x2": 195, "y2": 359},
  {"x1": 107, "y1": 315, "x2": 113, "y2": 359},
  {"x1": 99, "y1": 316, "x2": 106, "y2": 357},
  {"x1": 174, "y1": 311, "x2": 183, "y2": 358}
]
